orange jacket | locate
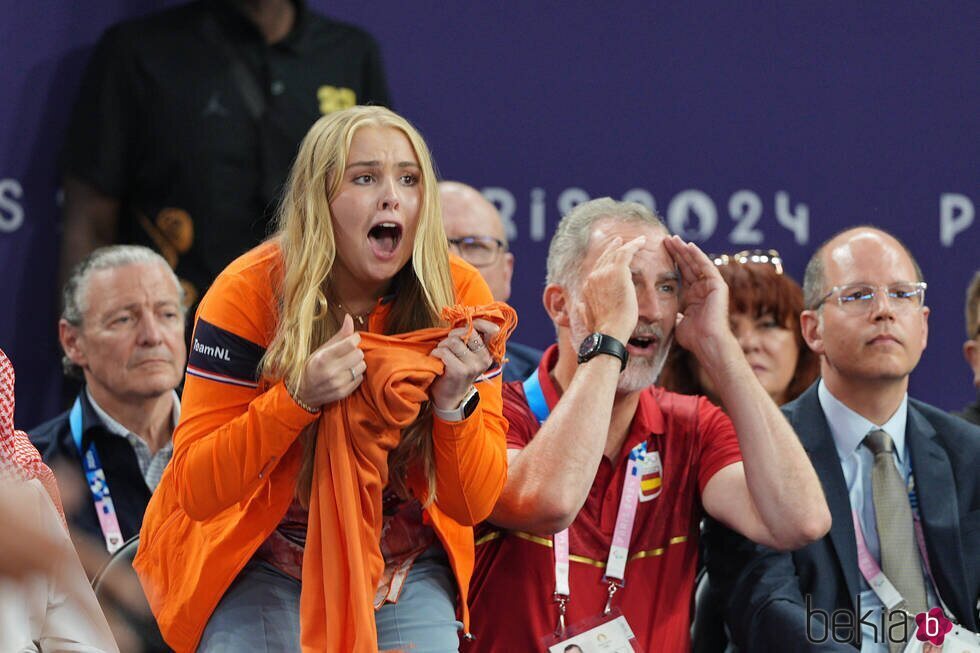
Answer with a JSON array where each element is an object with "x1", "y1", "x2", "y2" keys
[{"x1": 135, "y1": 241, "x2": 512, "y2": 652}]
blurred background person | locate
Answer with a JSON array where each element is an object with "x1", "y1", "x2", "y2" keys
[
  {"x1": 1, "y1": 348, "x2": 119, "y2": 653},
  {"x1": 60, "y1": 0, "x2": 391, "y2": 311},
  {"x1": 136, "y1": 106, "x2": 510, "y2": 653},
  {"x1": 661, "y1": 249, "x2": 819, "y2": 408},
  {"x1": 957, "y1": 270, "x2": 980, "y2": 425},
  {"x1": 440, "y1": 180, "x2": 542, "y2": 382},
  {"x1": 31, "y1": 246, "x2": 186, "y2": 574}
]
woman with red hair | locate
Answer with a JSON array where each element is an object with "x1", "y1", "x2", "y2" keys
[{"x1": 661, "y1": 250, "x2": 818, "y2": 407}]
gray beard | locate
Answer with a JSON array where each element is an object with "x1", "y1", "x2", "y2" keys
[{"x1": 618, "y1": 330, "x2": 673, "y2": 393}]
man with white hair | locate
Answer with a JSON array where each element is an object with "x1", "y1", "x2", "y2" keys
[
  {"x1": 466, "y1": 198, "x2": 830, "y2": 652},
  {"x1": 440, "y1": 180, "x2": 542, "y2": 382},
  {"x1": 31, "y1": 245, "x2": 186, "y2": 554}
]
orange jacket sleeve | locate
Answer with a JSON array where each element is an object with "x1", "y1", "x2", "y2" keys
[
  {"x1": 429, "y1": 260, "x2": 509, "y2": 525},
  {"x1": 170, "y1": 252, "x2": 318, "y2": 521}
]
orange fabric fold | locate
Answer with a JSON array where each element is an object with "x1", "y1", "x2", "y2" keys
[{"x1": 300, "y1": 302, "x2": 516, "y2": 652}]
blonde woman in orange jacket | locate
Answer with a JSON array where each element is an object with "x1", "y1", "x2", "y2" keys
[{"x1": 135, "y1": 106, "x2": 512, "y2": 653}]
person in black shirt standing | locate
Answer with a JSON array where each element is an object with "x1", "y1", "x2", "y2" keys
[{"x1": 61, "y1": 0, "x2": 390, "y2": 308}]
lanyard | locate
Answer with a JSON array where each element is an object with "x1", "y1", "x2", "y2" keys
[
  {"x1": 851, "y1": 507, "x2": 954, "y2": 620},
  {"x1": 523, "y1": 368, "x2": 646, "y2": 634},
  {"x1": 69, "y1": 399, "x2": 124, "y2": 554}
]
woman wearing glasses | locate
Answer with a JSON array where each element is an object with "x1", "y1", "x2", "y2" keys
[{"x1": 661, "y1": 250, "x2": 819, "y2": 408}]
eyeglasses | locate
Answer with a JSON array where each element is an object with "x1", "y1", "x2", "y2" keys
[
  {"x1": 812, "y1": 282, "x2": 928, "y2": 314},
  {"x1": 447, "y1": 236, "x2": 506, "y2": 267},
  {"x1": 709, "y1": 249, "x2": 784, "y2": 276}
]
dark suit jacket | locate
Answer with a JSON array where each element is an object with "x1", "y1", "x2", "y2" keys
[{"x1": 713, "y1": 382, "x2": 980, "y2": 652}]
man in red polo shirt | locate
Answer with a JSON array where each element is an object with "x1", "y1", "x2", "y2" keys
[{"x1": 467, "y1": 198, "x2": 831, "y2": 652}]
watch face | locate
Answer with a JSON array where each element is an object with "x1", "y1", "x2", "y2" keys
[
  {"x1": 578, "y1": 333, "x2": 601, "y2": 357},
  {"x1": 462, "y1": 387, "x2": 480, "y2": 419}
]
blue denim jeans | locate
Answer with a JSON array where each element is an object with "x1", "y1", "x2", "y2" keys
[
  {"x1": 197, "y1": 546, "x2": 461, "y2": 652},
  {"x1": 376, "y1": 546, "x2": 463, "y2": 652}
]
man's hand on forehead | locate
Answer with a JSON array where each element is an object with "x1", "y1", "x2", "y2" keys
[{"x1": 576, "y1": 235, "x2": 646, "y2": 342}]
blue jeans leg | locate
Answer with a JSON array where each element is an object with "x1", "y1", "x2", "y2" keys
[
  {"x1": 196, "y1": 560, "x2": 300, "y2": 652},
  {"x1": 375, "y1": 546, "x2": 463, "y2": 653}
]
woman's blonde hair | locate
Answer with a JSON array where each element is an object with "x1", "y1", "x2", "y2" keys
[{"x1": 259, "y1": 106, "x2": 455, "y2": 505}]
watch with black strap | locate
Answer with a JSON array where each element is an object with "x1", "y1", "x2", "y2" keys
[{"x1": 577, "y1": 333, "x2": 629, "y2": 371}]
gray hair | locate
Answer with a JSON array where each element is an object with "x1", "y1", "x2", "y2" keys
[
  {"x1": 546, "y1": 197, "x2": 667, "y2": 289},
  {"x1": 802, "y1": 226, "x2": 924, "y2": 310},
  {"x1": 61, "y1": 245, "x2": 185, "y2": 377}
]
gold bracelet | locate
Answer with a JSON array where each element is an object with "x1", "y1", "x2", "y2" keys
[{"x1": 287, "y1": 383, "x2": 319, "y2": 414}]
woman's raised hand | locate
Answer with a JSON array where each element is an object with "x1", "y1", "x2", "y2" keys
[
  {"x1": 429, "y1": 318, "x2": 499, "y2": 411},
  {"x1": 294, "y1": 314, "x2": 367, "y2": 409}
]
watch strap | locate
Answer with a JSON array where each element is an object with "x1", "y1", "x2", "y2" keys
[
  {"x1": 433, "y1": 385, "x2": 480, "y2": 422},
  {"x1": 578, "y1": 333, "x2": 629, "y2": 372}
]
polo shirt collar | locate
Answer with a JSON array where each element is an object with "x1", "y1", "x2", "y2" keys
[{"x1": 817, "y1": 379, "x2": 908, "y2": 464}]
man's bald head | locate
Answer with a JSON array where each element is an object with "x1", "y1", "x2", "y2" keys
[
  {"x1": 803, "y1": 226, "x2": 924, "y2": 309},
  {"x1": 439, "y1": 181, "x2": 514, "y2": 301}
]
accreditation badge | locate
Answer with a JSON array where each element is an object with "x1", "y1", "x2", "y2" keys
[
  {"x1": 541, "y1": 610, "x2": 641, "y2": 653},
  {"x1": 636, "y1": 450, "x2": 662, "y2": 502}
]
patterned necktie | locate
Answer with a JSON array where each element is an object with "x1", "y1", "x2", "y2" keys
[{"x1": 864, "y1": 429, "x2": 928, "y2": 651}]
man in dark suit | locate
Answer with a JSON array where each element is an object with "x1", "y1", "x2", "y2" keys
[{"x1": 715, "y1": 227, "x2": 980, "y2": 652}]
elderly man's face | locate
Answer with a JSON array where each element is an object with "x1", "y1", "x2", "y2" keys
[
  {"x1": 803, "y1": 230, "x2": 928, "y2": 387},
  {"x1": 441, "y1": 185, "x2": 514, "y2": 301},
  {"x1": 61, "y1": 262, "x2": 186, "y2": 404}
]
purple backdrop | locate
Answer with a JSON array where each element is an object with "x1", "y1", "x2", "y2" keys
[{"x1": 1, "y1": 2, "x2": 977, "y2": 427}]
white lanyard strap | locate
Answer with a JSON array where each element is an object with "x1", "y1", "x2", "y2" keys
[
  {"x1": 524, "y1": 367, "x2": 648, "y2": 632},
  {"x1": 552, "y1": 440, "x2": 647, "y2": 630}
]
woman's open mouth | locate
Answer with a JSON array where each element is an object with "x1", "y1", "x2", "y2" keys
[{"x1": 367, "y1": 222, "x2": 403, "y2": 259}]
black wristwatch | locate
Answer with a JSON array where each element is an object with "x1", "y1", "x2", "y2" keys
[{"x1": 577, "y1": 333, "x2": 628, "y2": 372}]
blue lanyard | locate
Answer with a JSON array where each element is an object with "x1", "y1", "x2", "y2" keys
[
  {"x1": 69, "y1": 398, "x2": 124, "y2": 553},
  {"x1": 522, "y1": 367, "x2": 551, "y2": 424}
]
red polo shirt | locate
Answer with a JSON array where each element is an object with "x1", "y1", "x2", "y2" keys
[{"x1": 467, "y1": 346, "x2": 742, "y2": 652}]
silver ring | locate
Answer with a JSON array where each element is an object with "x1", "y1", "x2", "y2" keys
[
  {"x1": 467, "y1": 336, "x2": 485, "y2": 352},
  {"x1": 349, "y1": 367, "x2": 357, "y2": 382}
]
